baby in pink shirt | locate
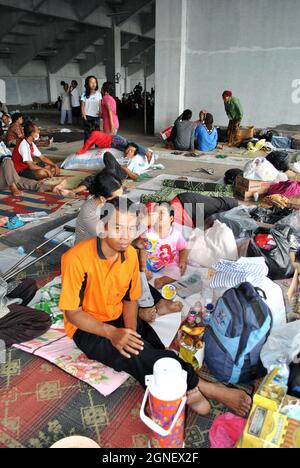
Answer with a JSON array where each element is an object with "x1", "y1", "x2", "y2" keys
[{"x1": 140, "y1": 203, "x2": 188, "y2": 290}]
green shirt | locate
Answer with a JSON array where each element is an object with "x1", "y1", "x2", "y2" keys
[{"x1": 225, "y1": 97, "x2": 244, "y2": 121}]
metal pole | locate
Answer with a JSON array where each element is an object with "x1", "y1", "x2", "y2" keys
[{"x1": 144, "y1": 61, "x2": 147, "y2": 135}]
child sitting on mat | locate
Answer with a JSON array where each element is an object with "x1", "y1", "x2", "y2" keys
[{"x1": 140, "y1": 202, "x2": 189, "y2": 290}]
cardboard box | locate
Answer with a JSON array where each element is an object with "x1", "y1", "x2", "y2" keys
[
  {"x1": 235, "y1": 176, "x2": 272, "y2": 192},
  {"x1": 234, "y1": 176, "x2": 272, "y2": 201},
  {"x1": 238, "y1": 406, "x2": 289, "y2": 448},
  {"x1": 238, "y1": 373, "x2": 300, "y2": 449}
]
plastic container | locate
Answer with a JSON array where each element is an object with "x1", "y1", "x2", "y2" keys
[{"x1": 140, "y1": 358, "x2": 187, "y2": 448}]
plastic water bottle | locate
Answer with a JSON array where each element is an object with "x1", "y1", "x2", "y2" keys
[
  {"x1": 269, "y1": 357, "x2": 290, "y2": 387},
  {"x1": 202, "y1": 302, "x2": 214, "y2": 326},
  {"x1": 16, "y1": 246, "x2": 25, "y2": 256},
  {"x1": 186, "y1": 302, "x2": 203, "y2": 327}
]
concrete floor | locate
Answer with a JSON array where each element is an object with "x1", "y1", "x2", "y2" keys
[{"x1": 22, "y1": 109, "x2": 247, "y2": 181}]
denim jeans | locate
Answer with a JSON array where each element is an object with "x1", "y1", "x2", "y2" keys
[
  {"x1": 61, "y1": 110, "x2": 72, "y2": 125},
  {"x1": 83, "y1": 116, "x2": 100, "y2": 142},
  {"x1": 112, "y1": 134, "x2": 147, "y2": 156}
]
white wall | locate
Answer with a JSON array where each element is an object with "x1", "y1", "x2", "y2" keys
[
  {"x1": 0, "y1": 59, "x2": 107, "y2": 105},
  {"x1": 0, "y1": 59, "x2": 48, "y2": 105},
  {"x1": 184, "y1": 0, "x2": 300, "y2": 127}
]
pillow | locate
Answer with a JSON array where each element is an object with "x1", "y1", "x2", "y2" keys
[{"x1": 61, "y1": 148, "x2": 125, "y2": 171}]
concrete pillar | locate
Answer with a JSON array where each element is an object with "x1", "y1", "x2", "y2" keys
[
  {"x1": 124, "y1": 67, "x2": 130, "y2": 94},
  {"x1": 155, "y1": 0, "x2": 187, "y2": 133},
  {"x1": 0, "y1": 79, "x2": 6, "y2": 103},
  {"x1": 105, "y1": 25, "x2": 122, "y2": 98},
  {"x1": 46, "y1": 72, "x2": 58, "y2": 104}
]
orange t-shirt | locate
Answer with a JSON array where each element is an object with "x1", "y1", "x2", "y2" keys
[{"x1": 59, "y1": 238, "x2": 141, "y2": 338}]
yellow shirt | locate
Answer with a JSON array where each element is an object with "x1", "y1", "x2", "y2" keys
[{"x1": 59, "y1": 238, "x2": 141, "y2": 338}]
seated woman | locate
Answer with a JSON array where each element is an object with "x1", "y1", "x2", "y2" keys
[
  {"x1": 168, "y1": 109, "x2": 197, "y2": 151},
  {"x1": 195, "y1": 110, "x2": 207, "y2": 126},
  {"x1": 6, "y1": 112, "x2": 24, "y2": 147},
  {"x1": 75, "y1": 171, "x2": 183, "y2": 322},
  {"x1": 195, "y1": 113, "x2": 218, "y2": 152}
]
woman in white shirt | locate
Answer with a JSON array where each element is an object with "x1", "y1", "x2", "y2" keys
[
  {"x1": 80, "y1": 76, "x2": 102, "y2": 141},
  {"x1": 60, "y1": 83, "x2": 72, "y2": 125}
]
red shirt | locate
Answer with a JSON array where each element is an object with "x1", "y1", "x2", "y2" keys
[
  {"x1": 12, "y1": 139, "x2": 42, "y2": 174},
  {"x1": 77, "y1": 131, "x2": 113, "y2": 155}
]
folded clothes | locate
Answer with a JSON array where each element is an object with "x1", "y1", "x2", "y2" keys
[
  {"x1": 259, "y1": 194, "x2": 289, "y2": 210},
  {"x1": 268, "y1": 181, "x2": 300, "y2": 198},
  {"x1": 210, "y1": 257, "x2": 268, "y2": 289}
]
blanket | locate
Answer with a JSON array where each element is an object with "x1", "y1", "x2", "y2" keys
[
  {"x1": 140, "y1": 180, "x2": 234, "y2": 204},
  {"x1": 14, "y1": 330, "x2": 129, "y2": 397}
]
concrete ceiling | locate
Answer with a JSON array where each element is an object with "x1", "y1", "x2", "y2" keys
[{"x1": 0, "y1": 0, "x2": 155, "y2": 74}]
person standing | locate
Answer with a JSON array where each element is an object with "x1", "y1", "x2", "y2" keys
[
  {"x1": 101, "y1": 82, "x2": 119, "y2": 135},
  {"x1": 222, "y1": 90, "x2": 244, "y2": 147},
  {"x1": 60, "y1": 83, "x2": 72, "y2": 126},
  {"x1": 81, "y1": 76, "x2": 102, "y2": 141},
  {"x1": 70, "y1": 80, "x2": 81, "y2": 126}
]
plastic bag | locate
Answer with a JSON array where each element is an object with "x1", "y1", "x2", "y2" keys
[
  {"x1": 247, "y1": 227, "x2": 295, "y2": 280},
  {"x1": 224, "y1": 169, "x2": 243, "y2": 185},
  {"x1": 188, "y1": 221, "x2": 238, "y2": 268},
  {"x1": 276, "y1": 211, "x2": 300, "y2": 231},
  {"x1": 209, "y1": 413, "x2": 247, "y2": 449},
  {"x1": 250, "y1": 207, "x2": 293, "y2": 225},
  {"x1": 261, "y1": 321, "x2": 300, "y2": 370},
  {"x1": 243, "y1": 157, "x2": 288, "y2": 182},
  {"x1": 210, "y1": 206, "x2": 258, "y2": 239},
  {"x1": 266, "y1": 151, "x2": 290, "y2": 173}
]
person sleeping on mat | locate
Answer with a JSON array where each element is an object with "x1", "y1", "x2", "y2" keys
[{"x1": 55, "y1": 148, "x2": 153, "y2": 198}]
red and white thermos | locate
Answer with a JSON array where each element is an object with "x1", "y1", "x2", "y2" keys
[{"x1": 140, "y1": 358, "x2": 188, "y2": 448}]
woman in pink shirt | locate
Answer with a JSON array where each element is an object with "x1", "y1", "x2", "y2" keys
[{"x1": 101, "y1": 82, "x2": 119, "y2": 135}]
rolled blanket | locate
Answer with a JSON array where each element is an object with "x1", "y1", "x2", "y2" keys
[
  {"x1": 162, "y1": 179, "x2": 234, "y2": 197},
  {"x1": 0, "y1": 305, "x2": 52, "y2": 347}
]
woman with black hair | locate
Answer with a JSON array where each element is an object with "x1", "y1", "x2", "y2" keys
[
  {"x1": 80, "y1": 76, "x2": 102, "y2": 141},
  {"x1": 75, "y1": 171, "x2": 124, "y2": 245},
  {"x1": 101, "y1": 81, "x2": 119, "y2": 135},
  {"x1": 195, "y1": 113, "x2": 218, "y2": 151},
  {"x1": 168, "y1": 109, "x2": 197, "y2": 151},
  {"x1": 6, "y1": 112, "x2": 24, "y2": 147}
]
